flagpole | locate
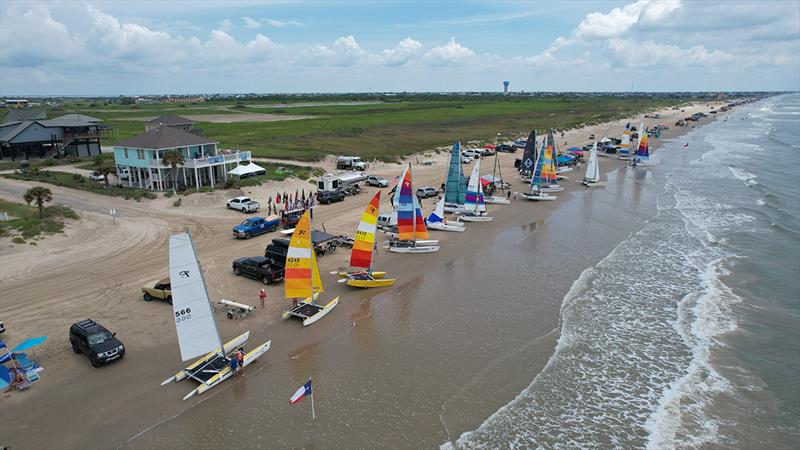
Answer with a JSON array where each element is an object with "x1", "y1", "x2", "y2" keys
[{"x1": 310, "y1": 389, "x2": 316, "y2": 421}]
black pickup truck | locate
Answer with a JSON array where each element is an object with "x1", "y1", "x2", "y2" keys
[{"x1": 232, "y1": 256, "x2": 285, "y2": 285}]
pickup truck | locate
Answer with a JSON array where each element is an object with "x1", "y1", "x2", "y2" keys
[
  {"x1": 232, "y1": 256, "x2": 285, "y2": 285},
  {"x1": 227, "y1": 196, "x2": 260, "y2": 213},
  {"x1": 232, "y1": 215, "x2": 280, "y2": 239}
]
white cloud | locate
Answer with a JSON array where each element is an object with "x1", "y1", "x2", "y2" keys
[
  {"x1": 373, "y1": 38, "x2": 422, "y2": 66},
  {"x1": 0, "y1": 3, "x2": 82, "y2": 66},
  {"x1": 606, "y1": 38, "x2": 736, "y2": 67},
  {"x1": 220, "y1": 18, "x2": 232, "y2": 31},
  {"x1": 265, "y1": 19, "x2": 303, "y2": 28},
  {"x1": 422, "y1": 38, "x2": 475, "y2": 66},
  {"x1": 295, "y1": 36, "x2": 365, "y2": 67},
  {"x1": 574, "y1": 0, "x2": 681, "y2": 39},
  {"x1": 243, "y1": 17, "x2": 261, "y2": 28}
]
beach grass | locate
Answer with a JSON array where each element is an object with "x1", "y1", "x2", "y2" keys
[
  {"x1": 60, "y1": 96, "x2": 686, "y2": 162},
  {"x1": 0, "y1": 199, "x2": 78, "y2": 241},
  {"x1": 2, "y1": 170, "x2": 158, "y2": 201}
]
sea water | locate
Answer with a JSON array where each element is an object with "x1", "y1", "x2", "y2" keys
[{"x1": 453, "y1": 95, "x2": 800, "y2": 449}]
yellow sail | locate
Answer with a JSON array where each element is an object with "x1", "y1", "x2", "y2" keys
[{"x1": 284, "y1": 210, "x2": 324, "y2": 298}]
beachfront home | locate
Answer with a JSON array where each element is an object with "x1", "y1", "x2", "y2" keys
[
  {"x1": 112, "y1": 126, "x2": 251, "y2": 191},
  {"x1": 144, "y1": 115, "x2": 197, "y2": 132},
  {"x1": 0, "y1": 114, "x2": 103, "y2": 160},
  {"x1": 2, "y1": 107, "x2": 47, "y2": 123}
]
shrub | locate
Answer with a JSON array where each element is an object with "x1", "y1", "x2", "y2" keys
[
  {"x1": 224, "y1": 179, "x2": 238, "y2": 189},
  {"x1": 72, "y1": 173, "x2": 86, "y2": 183},
  {"x1": 173, "y1": 198, "x2": 182, "y2": 207},
  {"x1": 12, "y1": 236, "x2": 24, "y2": 244},
  {"x1": 164, "y1": 191, "x2": 174, "y2": 198},
  {"x1": 41, "y1": 157, "x2": 57, "y2": 167}
]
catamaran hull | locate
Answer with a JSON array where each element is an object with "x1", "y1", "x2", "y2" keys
[
  {"x1": 389, "y1": 245, "x2": 440, "y2": 253},
  {"x1": 303, "y1": 298, "x2": 339, "y2": 326},
  {"x1": 337, "y1": 271, "x2": 387, "y2": 279},
  {"x1": 426, "y1": 221, "x2": 466, "y2": 232},
  {"x1": 281, "y1": 293, "x2": 340, "y2": 326},
  {"x1": 556, "y1": 167, "x2": 573, "y2": 173},
  {"x1": 182, "y1": 340, "x2": 272, "y2": 401},
  {"x1": 539, "y1": 185, "x2": 564, "y2": 192},
  {"x1": 484, "y1": 197, "x2": 510, "y2": 205},
  {"x1": 345, "y1": 277, "x2": 396, "y2": 288},
  {"x1": 443, "y1": 203, "x2": 467, "y2": 213},
  {"x1": 631, "y1": 160, "x2": 655, "y2": 167},
  {"x1": 582, "y1": 180, "x2": 606, "y2": 188},
  {"x1": 161, "y1": 331, "x2": 251, "y2": 386},
  {"x1": 517, "y1": 191, "x2": 558, "y2": 201},
  {"x1": 458, "y1": 215, "x2": 494, "y2": 222}
]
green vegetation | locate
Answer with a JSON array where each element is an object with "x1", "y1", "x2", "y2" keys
[
  {"x1": 57, "y1": 95, "x2": 690, "y2": 162},
  {"x1": 2, "y1": 170, "x2": 157, "y2": 201},
  {"x1": 0, "y1": 198, "x2": 78, "y2": 242},
  {"x1": 23, "y1": 186, "x2": 53, "y2": 217}
]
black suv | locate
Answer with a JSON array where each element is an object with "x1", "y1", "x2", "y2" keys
[
  {"x1": 233, "y1": 256, "x2": 285, "y2": 285},
  {"x1": 69, "y1": 319, "x2": 125, "y2": 367},
  {"x1": 264, "y1": 238, "x2": 290, "y2": 268},
  {"x1": 317, "y1": 190, "x2": 345, "y2": 204}
]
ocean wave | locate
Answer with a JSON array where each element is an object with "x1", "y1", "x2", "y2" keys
[{"x1": 728, "y1": 166, "x2": 757, "y2": 182}]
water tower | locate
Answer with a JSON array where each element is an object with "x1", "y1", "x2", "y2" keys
[{"x1": 503, "y1": 81, "x2": 510, "y2": 95}]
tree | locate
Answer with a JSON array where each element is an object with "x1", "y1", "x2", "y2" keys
[
  {"x1": 161, "y1": 149, "x2": 185, "y2": 194},
  {"x1": 24, "y1": 186, "x2": 52, "y2": 217},
  {"x1": 93, "y1": 155, "x2": 115, "y2": 187}
]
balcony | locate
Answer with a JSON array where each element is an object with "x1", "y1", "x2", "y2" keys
[{"x1": 149, "y1": 150, "x2": 251, "y2": 168}]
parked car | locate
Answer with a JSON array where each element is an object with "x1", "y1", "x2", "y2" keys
[
  {"x1": 416, "y1": 186, "x2": 438, "y2": 198},
  {"x1": 232, "y1": 256, "x2": 285, "y2": 285},
  {"x1": 117, "y1": 168, "x2": 130, "y2": 181},
  {"x1": 377, "y1": 213, "x2": 393, "y2": 229},
  {"x1": 227, "y1": 196, "x2": 260, "y2": 213},
  {"x1": 141, "y1": 278, "x2": 172, "y2": 304},
  {"x1": 496, "y1": 144, "x2": 517, "y2": 153},
  {"x1": 463, "y1": 149, "x2": 483, "y2": 159},
  {"x1": 317, "y1": 190, "x2": 346, "y2": 204},
  {"x1": 69, "y1": 319, "x2": 125, "y2": 368},
  {"x1": 232, "y1": 216, "x2": 280, "y2": 239},
  {"x1": 461, "y1": 155, "x2": 474, "y2": 164},
  {"x1": 264, "y1": 238, "x2": 290, "y2": 268},
  {"x1": 88, "y1": 171, "x2": 106, "y2": 182},
  {"x1": 365, "y1": 175, "x2": 389, "y2": 187}
]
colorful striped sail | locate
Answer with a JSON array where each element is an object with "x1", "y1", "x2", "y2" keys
[
  {"x1": 396, "y1": 165, "x2": 416, "y2": 241},
  {"x1": 636, "y1": 129, "x2": 650, "y2": 160},
  {"x1": 530, "y1": 139, "x2": 546, "y2": 190},
  {"x1": 284, "y1": 210, "x2": 323, "y2": 299},
  {"x1": 620, "y1": 124, "x2": 631, "y2": 156},
  {"x1": 541, "y1": 134, "x2": 558, "y2": 184},
  {"x1": 445, "y1": 142, "x2": 467, "y2": 204},
  {"x1": 465, "y1": 159, "x2": 481, "y2": 212},
  {"x1": 413, "y1": 196, "x2": 430, "y2": 240},
  {"x1": 350, "y1": 192, "x2": 380, "y2": 270},
  {"x1": 476, "y1": 183, "x2": 486, "y2": 213}
]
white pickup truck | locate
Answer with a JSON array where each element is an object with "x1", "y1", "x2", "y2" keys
[{"x1": 227, "y1": 196, "x2": 261, "y2": 213}]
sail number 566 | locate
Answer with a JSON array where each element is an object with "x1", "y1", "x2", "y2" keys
[{"x1": 175, "y1": 308, "x2": 192, "y2": 323}]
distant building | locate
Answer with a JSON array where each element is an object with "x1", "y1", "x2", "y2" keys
[
  {"x1": 144, "y1": 114, "x2": 197, "y2": 132},
  {"x1": 503, "y1": 81, "x2": 510, "y2": 95},
  {"x1": 0, "y1": 114, "x2": 103, "y2": 160},
  {"x1": 162, "y1": 97, "x2": 204, "y2": 104},
  {"x1": 112, "y1": 126, "x2": 250, "y2": 191},
  {"x1": 2, "y1": 107, "x2": 47, "y2": 124},
  {"x1": 3, "y1": 99, "x2": 29, "y2": 107}
]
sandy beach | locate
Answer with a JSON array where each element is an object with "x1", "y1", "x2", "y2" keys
[{"x1": 0, "y1": 102, "x2": 722, "y2": 449}]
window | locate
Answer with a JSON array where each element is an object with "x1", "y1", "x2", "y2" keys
[
  {"x1": 137, "y1": 149, "x2": 145, "y2": 160},
  {"x1": 124, "y1": 149, "x2": 129, "y2": 158}
]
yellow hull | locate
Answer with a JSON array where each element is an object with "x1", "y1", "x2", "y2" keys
[
  {"x1": 346, "y1": 278, "x2": 396, "y2": 288},
  {"x1": 337, "y1": 271, "x2": 387, "y2": 279}
]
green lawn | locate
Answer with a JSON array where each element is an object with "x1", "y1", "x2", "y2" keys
[
  {"x1": 0, "y1": 199, "x2": 78, "y2": 242},
  {"x1": 56, "y1": 96, "x2": 691, "y2": 162}
]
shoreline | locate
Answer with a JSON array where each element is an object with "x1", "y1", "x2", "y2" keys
[{"x1": 0, "y1": 103, "x2": 723, "y2": 449}]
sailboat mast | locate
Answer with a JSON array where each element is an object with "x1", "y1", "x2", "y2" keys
[
  {"x1": 410, "y1": 163, "x2": 416, "y2": 243},
  {"x1": 188, "y1": 232, "x2": 225, "y2": 351},
  {"x1": 309, "y1": 212, "x2": 316, "y2": 295}
]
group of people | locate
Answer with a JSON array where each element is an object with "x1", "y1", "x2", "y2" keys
[{"x1": 229, "y1": 347, "x2": 246, "y2": 379}]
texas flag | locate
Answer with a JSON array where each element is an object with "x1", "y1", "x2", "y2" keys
[{"x1": 289, "y1": 379, "x2": 313, "y2": 404}]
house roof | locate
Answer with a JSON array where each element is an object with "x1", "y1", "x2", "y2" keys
[
  {"x1": 0, "y1": 121, "x2": 32, "y2": 143},
  {"x1": 144, "y1": 114, "x2": 196, "y2": 126},
  {"x1": 39, "y1": 118, "x2": 98, "y2": 128},
  {"x1": 115, "y1": 126, "x2": 217, "y2": 150},
  {"x1": 51, "y1": 113, "x2": 102, "y2": 123},
  {"x1": 2, "y1": 108, "x2": 47, "y2": 124}
]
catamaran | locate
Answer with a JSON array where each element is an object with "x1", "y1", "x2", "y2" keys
[
  {"x1": 581, "y1": 141, "x2": 606, "y2": 187},
  {"x1": 389, "y1": 164, "x2": 440, "y2": 253},
  {"x1": 337, "y1": 192, "x2": 396, "y2": 288},
  {"x1": 631, "y1": 124, "x2": 654, "y2": 166},
  {"x1": 484, "y1": 145, "x2": 511, "y2": 204},
  {"x1": 517, "y1": 132, "x2": 558, "y2": 201},
  {"x1": 457, "y1": 159, "x2": 493, "y2": 222},
  {"x1": 426, "y1": 197, "x2": 465, "y2": 232},
  {"x1": 617, "y1": 122, "x2": 633, "y2": 160},
  {"x1": 282, "y1": 210, "x2": 339, "y2": 325},
  {"x1": 161, "y1": 232, "x2": 271, "y2": 401},
  {"x1": 443, "y1": 142, "x2": 468, "y2": 213}
]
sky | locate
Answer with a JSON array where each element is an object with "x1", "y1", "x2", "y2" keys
[{"x1": 0, "y1": 0, "x2": 798, "y2": 95}]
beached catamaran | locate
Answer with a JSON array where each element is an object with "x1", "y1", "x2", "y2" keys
[
  {"x1": 427, "y1": 197, "x2": 465, "y2": 232},
  {"x1": 162, "y1": 232, "x2": 271, "y2": 401},
  {"x1": 282, "y1": 210, "x2": 339, "y2": 325},
  {"x1": 337, "y1": 192, "x2": 396, "y2": 288},
  {"x1": 390, "y1": 164, "x2": 439, "y2": 253},
  {"x1": 443, "y1": 142, "x2": 468, "y2": 213},
  {"x1": 617, "y1": 122, "x2": 633, "y2": 159},
  {"x1": 631, "y1": 125, "x2": 653, "y2": 166},
  {"x1": 457, "y1": 159, "x2": 493, "y2": 222},
  {"x1": 518, "y1": 133, "x2": 559, "y2": 201},
  {"x1": 581, "y1": 141, "x2": 606, "y2": 188}
]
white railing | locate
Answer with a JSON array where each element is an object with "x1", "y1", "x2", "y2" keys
[{"x1": 149, "y1": 150, "x2": 251, "y2": 168}]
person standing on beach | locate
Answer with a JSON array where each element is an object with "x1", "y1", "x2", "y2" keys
[
  {"x1": 230, "y1": 355, "x2": 239, "y2": 379},
  {"x1": 236, "y1": 348, "x2": 245, "y2": 376},
  {"x1": 258, "y1": 289, "x2": 266, "y2": 308},
  {"x1": 507, "y1": 190, "x2": 511, "y2": 201}
]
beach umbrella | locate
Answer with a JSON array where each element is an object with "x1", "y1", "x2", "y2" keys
[{"x1": 12, "y1": 336, "x2": 48, "y2": 352}]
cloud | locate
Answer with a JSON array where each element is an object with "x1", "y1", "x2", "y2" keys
[
  {"x1": 220, "y1": 19, "x2": 232, "y2": 31},
  {"x1": 243, "y1": 17, "x2": 261, "y2": 28},
  {"x1": 575, "y1": 0, "x2": 681, "y2": 39},
  {"x1": 605, "y1": 38, "x2": 736, "y2": 68},
  {"x1": 373, "y1": 38, "x2": 422, "y2": 66},
  {"x1": 422, "y1": 38, "x2": 475, "y2": 66},
  {"x1": 296, "y1": 35, "x2": 365, "y2": 67},
  {"x1": 0, "y1": 3, "x2": 83, "y2": 66},
  {"x1": 265, "y1": 19, "x2": 303, "y2": 27}
]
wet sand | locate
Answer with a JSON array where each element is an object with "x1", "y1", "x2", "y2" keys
[{"x1": 0, "y1": 104, "x2": 720, "y2": 449}]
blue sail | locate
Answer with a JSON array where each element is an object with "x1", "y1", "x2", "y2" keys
[{"x1": 444, "y1": 142, "x2": 467, "y2": 204}]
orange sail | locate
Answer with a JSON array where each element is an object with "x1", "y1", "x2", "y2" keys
[
  {"x1": 284, "y1": 210, "x2": 323, "y2": 299},
  {"x1": 350, "y1": 192, "x2": 380, "y2": 270}
]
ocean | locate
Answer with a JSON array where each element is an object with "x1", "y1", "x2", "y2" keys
[{"x1": 453, "y1": 94, "x2": 800, "y2": 449}]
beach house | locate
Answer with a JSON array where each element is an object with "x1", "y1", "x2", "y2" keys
[
  {"x1": 144, "y1": 114, "x2": 197, "y2": 132},
  {"x1": 112, "y1": 126, "x2": 251, "y2": 191},
  {"x1": 0, "y1": 114, "x2": 104, "y2": 160}
]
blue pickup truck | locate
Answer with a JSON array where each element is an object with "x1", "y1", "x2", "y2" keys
[{"x1": 232, "y1": 215, "x2": 280, "y2": 239}]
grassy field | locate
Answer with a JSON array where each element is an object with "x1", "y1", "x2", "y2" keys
[
  {"x1": 57, "y1": 96, "x2": 689, "y2": 162},
  {"x1": 0, "y1": 199, "x2": 79, "y2": 243}
]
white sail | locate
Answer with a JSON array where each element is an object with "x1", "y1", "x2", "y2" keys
[
  {"x1": 476, "y1": 182, "x2": 487, "y2": 214},
  {"x1": 169, "y1": 233, "x2": 223, "y2": 362},
  {"x1": 585, "y1": 142, "x2": 599, "y2": 181},
  {"x1": 465, "y1": 159, "x2": 482, "y2": 213}
]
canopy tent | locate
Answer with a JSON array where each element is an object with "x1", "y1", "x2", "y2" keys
[
  {"x1": 13, "y1": 336, "x2": 48, "y2": 352},
  {"x1": 483, "y1": 144, "x2": 496, "y2": 149},
  {"x1": 567, "y1": 147, "x2": 581, "y2": 152},
  {"x1": 228, "y1": 162, "x2": 266, "y2": 178},
  {"x1": 556, "y1": 155, "x2": 575, "y2": 165}
]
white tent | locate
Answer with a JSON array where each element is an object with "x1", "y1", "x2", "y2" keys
[{"x1": 228, "y1": 162, "x2": 266, "y2": 178}]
